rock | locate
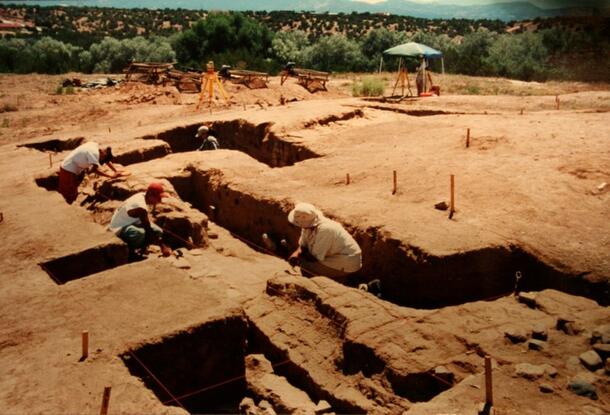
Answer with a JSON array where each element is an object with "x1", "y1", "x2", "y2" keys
[
  {"x1": 245, "y1": 354, "x2": 317, "y2": 414},
  {"x1": 590, "y1": 324, "x2": 610, "y2": 344},
  {"x1": 541, "y1": 364, "x2": 558, "y2": 378},
  {"x1": 518, "y1": 292, "x2": 538, "y2": 308},
  {"x1": 515, "y1": 363, "x2": 545, "y2": 380},
  {"x1": 592, "y1": 343, "x2": 610, "y2": 360},
  {"x1": 258, "y1": 400, "x2": 277, "y2": 415},
  {"x1": 605, "y1": 358, "x2": 610, "y2": 375},
  {"x1": 505, "y1": 327, "x2": 527, "y2": 344},
  {"x1": 556, "y1": 317, "x2": 582, "y2": 335},
  {"x1": 434, "y1": 201, "x2": 448, "y2": 211},
  {"x1": 568, "y1": 374, "x2": 598, "y2": 400},
  {"x1": 539, "y1": 383, "x2": 554, "y2": 393},
  {"x1": 239, "y1": 397, "x2": 261, "y2": 415},
  {"x1": 579, "y1": 350, "x2": 603, "y2": 371},
  {"x1": 531, "y1": 324, "x2": 548, "y2": 341},
  {"x1": 528, "y1": 339, "x2": 546, "y2": 351},
  {"x1": 315, "y1": 400, "x2": 332, "y2": 414}
]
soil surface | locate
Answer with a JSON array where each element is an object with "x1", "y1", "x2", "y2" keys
[{"x1": 0, "y1": 73, "x2": 609, "y2": 415}]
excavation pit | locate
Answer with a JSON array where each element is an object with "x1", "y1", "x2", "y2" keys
[
  {"x1": 40, "y1": 242, "x2": 128, "y2": 284},
  {"x1": 121, "y1": 315, "x2": 248, "y2": 414},
  {"x1": 18, "y1": 136, "x2": 85, "y2": 152},
  {"x1": 147, "y1": 120, "x2": 321, "y2": 168},
  {"x1": 169, "y1": 167, "x2": 607, "y2": 308}
]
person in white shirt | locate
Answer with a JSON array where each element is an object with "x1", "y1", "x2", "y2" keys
[
  {"x1": 58, "y1": 141, "x2": 122, "y2": 204},
  {"x1": 287, "y1": 202, "x2": 362, "y2": 280},
  {"x1": 109, "y1": 182, "x2": 171, "y2": 259}
]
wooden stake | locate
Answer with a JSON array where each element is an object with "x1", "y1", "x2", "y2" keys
[
  {"x1": 49, "y1": 153, "x2": 52, "y2": 168},
  {"x1": 555, "y1": 95, "x2": 560, "y2": 110},
  {"x1": 449, "y1": 174, "x2": 455, "y2": 219},
  {"x1": 520, "y1": 108, "x2": 524, "y2": 115},
  {"x1": 81, "y1": 330, "x2": 89, "y2": 360},
  {"x1": 392, "y1": 170, "x2": 397, "y2": 195},
  {"x1": 346, "y1": 173, "x2": 350, "y2": 185},
  {"x1": 485, "y1": 356, "x2": 493, "y2": 406},
  {"x1": 466, "y1": 128, "x2": 470, "y2": 148},
  {"x1": 100, "y1": 386, "x2": 111, "y2": 415}
]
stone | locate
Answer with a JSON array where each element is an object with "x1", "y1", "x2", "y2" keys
[
  {"x1": 258, "y1": 400, "x2": 277, "y2": 415},
  {"x1": 579, "y1": 350, "x2": 603, "y2": 371},
  {"x1": 531, "y1": 324, "x2": 548, "y2": 341},
  {"x1": 528, "y1": 339, "x2": 546, "y2": 351},
  {"x1": 515, "y1": 363, "x2": 545, "y2": 380},
  {"x1": 505, "y1": 327, "x2": 527, "y2": 344},
  {"x1": 568, "y1": 374, "x2": 598, "y2": 400},
  {"x1": 539, "y1": 383, "x2": 554, "y2": 393},
  {"x1": 592, "y1": 343, "x2": 610, "y2": 360},
  {"x1": 541, "y1": 364, "x2": 558, "y2": 378},
  {"x1": 556, "y1": 316, "x2": 583, "y2": 335},
  {"x1": 239, "y1": 397, "x2": 260, "y2": 415},
  {"x1": 518, "y1": 292, "x2": 538, "y2": 308},
  {"x1": 245, "y1": 354, "x2": 317, "y2": 414},
  {"x1": 315, "y1": 400, "x2": 332, "y2": 414},
  {"x1": 590, "y1": 324, "x2": 610, "y2": 344}
]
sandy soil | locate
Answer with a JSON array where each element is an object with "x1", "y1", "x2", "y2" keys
[{"x1": 0, "y1": 73, "x2": 608, "y2": 414}]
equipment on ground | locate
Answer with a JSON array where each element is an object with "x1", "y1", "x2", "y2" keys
[
  {"x1": 280, "y1": 62, "x2": 330, "y2": 92},
  {"x1": 196, "y1": 61, "x2": 230, "y2": 110}
]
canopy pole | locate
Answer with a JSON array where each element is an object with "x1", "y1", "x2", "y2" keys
[
  {"x1": 379, "y1": 56, "x2": 383, "y2": 74},
  {"x1": 441, "y1": 57, "x2": 445, "y2": 75}
]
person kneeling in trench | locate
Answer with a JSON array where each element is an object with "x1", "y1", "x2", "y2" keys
[
  {"x1": 287, "y1": 202, "x2": 362, "y2": 281},
  {"x1": 108, "y1": 182, "x2": 172, "y2": 259}
]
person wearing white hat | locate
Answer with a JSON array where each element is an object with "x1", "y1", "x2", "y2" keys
[
  {"x1": 196, "y1": 125, "x2": 219, "y2": 151},
  {"x1": 287, "y1": 202, "x2": 362, "y2": 280}
]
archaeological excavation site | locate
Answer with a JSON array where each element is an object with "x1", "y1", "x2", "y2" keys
[{"x1": 0, "y1": 74, "x2": 609, "y2": 415}]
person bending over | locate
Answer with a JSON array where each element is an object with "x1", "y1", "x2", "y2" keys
[
  {"x1": 109, "y1": 182, "x2": 171, "y2": 259},
  {"x1": 58, "y1": 141, "x2": 124, "y2": 204},
  {"x1": 288, "y1": 202, "x2": 362, "y2": 280}
]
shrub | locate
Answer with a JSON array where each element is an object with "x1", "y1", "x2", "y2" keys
[{"x1": 352, "y1": 77, "x2": 386, "y2": 97}]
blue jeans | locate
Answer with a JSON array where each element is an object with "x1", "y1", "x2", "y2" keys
[{"x1": 119, "y1": 223, "x2": 162, "y2": 250}]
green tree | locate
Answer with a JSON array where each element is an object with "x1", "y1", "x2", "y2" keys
[
  {"x1": 303, "y1": 34, "x2": 365, "y2": 72},
  {"x1": 484, "y1": 32, "x2": 549, "y2": 81},
  {"x1": 453, "y1": 28, "x2": 497, "y2": 76},
  {"x1": 30, "y1": 37, "x2": 81, "y2": 74},
  {"x1": 271, "y1": 30, "x2": 309, "y2": 64}
]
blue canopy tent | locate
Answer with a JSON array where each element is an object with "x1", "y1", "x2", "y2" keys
[{"x1": 382, "y1": 42, "x2": 444, "y2": 97}]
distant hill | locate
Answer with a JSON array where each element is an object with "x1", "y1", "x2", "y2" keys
[{"x1": 0, "y1": 0, "x2": 605, "y2": 20}]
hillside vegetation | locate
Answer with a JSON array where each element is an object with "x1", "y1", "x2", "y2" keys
[{"x1": 0, "y1": 5, "x2": 608, "y2": 82}]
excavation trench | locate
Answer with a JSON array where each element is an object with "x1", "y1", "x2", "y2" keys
[
  {"x1": 40, "y1": 242, "x2": 128, "y2": 284},
  {"x1": 144, "y1": 119, "x2": 321, "y2": 168},
  {"x1": 121, "y1": 310, "x2": 438, "y2": 414},
  {"x1": 18, "y1": 136, "x2": 85, "y2": 152},
  {"x1": 169, "y1": 167, "x2": 608, "y2": 308},
  {"x1": 121, "y1": 315, "x2": 249, "y2": 414}
]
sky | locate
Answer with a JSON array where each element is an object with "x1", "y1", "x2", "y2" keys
[{"x1": 355, "y1": 0, "x2": 608, "y2": 7}]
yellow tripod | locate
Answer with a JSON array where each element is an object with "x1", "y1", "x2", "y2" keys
[
  {"x1": 391, "y1": 57, "x2": 413, "y2": 97},
  {"x1": 196, "y1": 61, "x2": 230, "y2": 109}
]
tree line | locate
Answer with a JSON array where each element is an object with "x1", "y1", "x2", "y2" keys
[{"x1": 0, "y1": 11, "x2": 607, "y2": 82}]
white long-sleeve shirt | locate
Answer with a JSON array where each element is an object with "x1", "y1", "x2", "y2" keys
[{"x1": 299, "y1": 217, "x2": 362, "y2": 273}]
